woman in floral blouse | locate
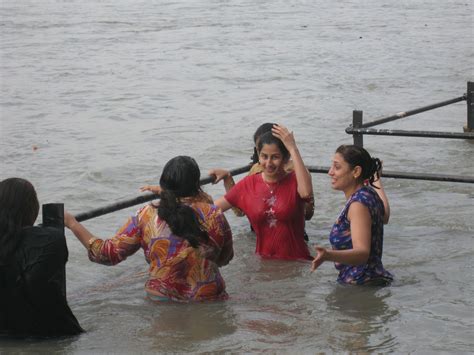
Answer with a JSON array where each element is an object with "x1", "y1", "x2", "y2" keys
[{"x1": 65, "y1": 156, "x2": 233, "y2": 302}]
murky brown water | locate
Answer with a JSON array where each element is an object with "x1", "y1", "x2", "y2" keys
[{"x1": 1, "y1": 0, "x2": 473, "y2": 352}]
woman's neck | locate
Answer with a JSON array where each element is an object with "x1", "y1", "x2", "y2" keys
[
  {"x1": 344, "y1": 183, "x2": 364, "y2": 200},
  {"x1": 262, "y1": 170, "x2": 287, "y2": 183}
]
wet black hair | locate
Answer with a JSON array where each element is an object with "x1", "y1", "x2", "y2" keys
[
  {"x1": 257, "y1": 131, "x2": 290, "y2": 161},
  {"x1": 251, "y1": 122, "x2": 276, "y2": 164},
  {"x1": 157, "y1": 156, "x2": 209, "y2": 248},
  {"x1": 0, "y1": 178, "x2": 40, "y2": 262},
  {"x1": 335, "y1": 145, "x2": 382, "y2": 188}
]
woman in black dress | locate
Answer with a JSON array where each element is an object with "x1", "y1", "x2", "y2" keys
[{"x1": 0, "y1": 177, "x2": 83, "y2": 337}]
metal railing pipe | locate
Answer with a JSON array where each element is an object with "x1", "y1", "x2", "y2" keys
[
  {"x1": 358, "y1": 95, "x2": 466, "y2": 129},
  {"x1": 345, "y1": 128, "x2": 474, "y2": 139},
  {"x1": 467, "y1": 81, "x2": 473, "y2": 131},
  {"x1": 306, "y1": 166, "x2": 474, "y2": 184},
  {"x1": 74, "y1": 160, "x2": 474, "y2": 223},
  {"x1": 75, "y1": 164, "x2": 252, "y2": 222}
]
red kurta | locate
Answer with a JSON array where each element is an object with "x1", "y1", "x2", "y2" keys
[{"x1": 225, "y1": 171, "x2": 312, "y2": 260}]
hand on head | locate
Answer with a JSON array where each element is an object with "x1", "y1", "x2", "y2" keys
[
  {"x1": 271, "y1": 124, "x2": 296, "y2": 151},
  {"x1": 375, "y1": 159, "x2": 383, "y2": 180}
]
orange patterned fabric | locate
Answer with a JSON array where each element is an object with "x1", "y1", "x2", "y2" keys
[{"x1": 88, "y1": 199, "x2": 233, "y2": 302}]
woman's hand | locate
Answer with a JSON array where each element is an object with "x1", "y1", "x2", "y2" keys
[
  {"x1": 64, "y1": 210, "x2": 98, "y2": 249},
  {"x1": 208, "y1": 168, "x2": 230, "y2": 184},
  {"x1": 273, "y1": 124, "x2": 313, "y2": 199},
  {"x1": 271, "y1": 124, "x2": 297, "y2": 152},
  {"x1": 64, "y1": 211, "x2": 78, "y2": 229},
  {"x1": 311, "y1": 246, "x2": 328, "y2": 272},
  {"x1": 140, "y1": 185, "x2": 162, "y2": 194}
]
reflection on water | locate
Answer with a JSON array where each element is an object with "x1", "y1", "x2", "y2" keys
[
  {"x1": 144, "y1": 303, "x2": 238, "y2": 352},
  {"x1": 252, "y1": 257, "x2": 310, "y2": 281},
  {"x1": 325, "y1": 285, "x2": 399, "y2": 353}
]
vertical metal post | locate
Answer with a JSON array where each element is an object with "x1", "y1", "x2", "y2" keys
[
  {"x1": 352, "y1": 110, "x2": 363, "y2": 147},
  {"x1": 465, "y1": 81, "x2": 473, "y2": 132}
]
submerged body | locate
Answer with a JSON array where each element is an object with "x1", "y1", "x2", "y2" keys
[
  {"x1": 225, "y1": 171, "x2": 311, "y2": 260},
  {"x1": 330, "y1": 186, "x2": 393, "y2": 285},
  {"x1": 87, "y1": 199, "x2": 233, "y2": 301},
  {"x1": 214, "y1": 124, "x2": 314, "y2": 261},
  {"x1": 312, "y1": 145, "x2": 393, "y2": 285}
]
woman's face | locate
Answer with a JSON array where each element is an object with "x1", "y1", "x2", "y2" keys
[
  {"x1": 259, "y1": 143, "x2": 286, "y2": 179},
  {"x1": 328, "y1": 153, "x2": 357, "y2": 191}
]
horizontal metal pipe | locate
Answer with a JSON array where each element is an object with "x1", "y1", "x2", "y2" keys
[
  {"x1": 380, "y1": 170, "x2": 474, "y2": 183},
  {"x1": 345, "y1": 127, "x2": 474, "y2": 139},
  {"x1": 358, "y1": 96, "x2": 466, "y2": 128},
  {"x1": 307, "y1": 166, "x2": 474, "y2": 183},
  {"x1": 75, "y1": 163, "x2": 252, "y2": 222},
  {"x1": 74, "y1": 162, "x2": 473, "y2": 222}
]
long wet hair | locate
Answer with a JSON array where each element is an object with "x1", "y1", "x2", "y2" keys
[
  {"x1": 256, "y1": 131, "x2": 290, "y2": 161},
  {"x1": 157, "y1": 156, "x2": 209, "y2": 248},
  {"x1": 251, "y1": 123, "x2": 276, "y2": 164},
  {"x1": 0, "y1": 178, "x2": 40, "y2": 262},
  {"x1": 336, "y1": 145, "x2": 382, "y2": 188}
]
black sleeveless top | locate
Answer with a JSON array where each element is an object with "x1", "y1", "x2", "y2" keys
[{"x1": 0, "y1": 226, "x2": 84, "y2": 337}]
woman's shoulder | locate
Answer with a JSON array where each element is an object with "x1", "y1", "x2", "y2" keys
[
  {"x1": 18, "y1": 226, "x2": 67, "y2": 260},
  {"x1": 137, "y1": 203, "x2": 159, "y2": 219},
  {"x1": 230, "y1": 172, "x2": 261, "y2": 191},
  {"x1": 249, "y1": 163, "x2": 263, "y2": 175},
  {"x1": 21, "y1": 226, "x2": 65, "y2": 245},
  {"x1": 191, "y1": 200, "x2": 221, "y2": 216},
  {"x1": 350, "y1": 186, "x2": 381, "y2": 207},
  {"x1": 279, "y1": 170, "x2": 297, "y2": 186}
]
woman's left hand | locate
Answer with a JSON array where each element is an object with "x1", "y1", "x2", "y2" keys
[
  {"x1": 140, "y1": 185, "x2": 162, "y2": 194},
  {"x1": 271, "y1": 124, "x2": 297, "y2": 152},
  {"x1": 311, "y1": 246, "x2": 327, "y2": 272},
  {"x1": 208, "y1": 168, "x2": 230, "y2": 184}
]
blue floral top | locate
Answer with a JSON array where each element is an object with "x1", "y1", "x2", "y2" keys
[{"x1": 329, "y1": 186, "x2": 393, "y2": 285}]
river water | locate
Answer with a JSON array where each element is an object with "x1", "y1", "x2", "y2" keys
[{"x1": 1, "y1": 0, "x2": 473, "y2": 353}]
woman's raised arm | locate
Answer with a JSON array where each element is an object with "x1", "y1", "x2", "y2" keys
[{"x1": 271, "y1": 124, "x2": 313, "y2": 199}]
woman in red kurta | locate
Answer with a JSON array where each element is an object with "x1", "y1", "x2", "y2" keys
[{"x1": 214, "y1": 124, "x2": 313, "y2": 261}]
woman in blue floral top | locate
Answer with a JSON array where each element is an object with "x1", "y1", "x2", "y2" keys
[{"x1": 311, "y1": 145, "x2": 393, "y2": 285}]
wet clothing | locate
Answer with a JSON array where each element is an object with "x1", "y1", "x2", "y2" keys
[
  {"x1": 0, "y1": 226, "x2": 84, "y2": 337},
  {"x1": 248, "y1": 162, "x2": 314, "y2": 221},
  {"x1": 329, "y1": 186, "x2": 393, "y2": 285},
  {"x1": 88, "y1": 199, "x2": 233, "y2": 302},
  {"x1": 225, "y1": 171, "x2": 312, "y2": 260}
]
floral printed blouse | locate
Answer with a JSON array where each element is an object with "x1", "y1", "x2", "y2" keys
[
  {"x1": 329, "y1": 186, "x2": 393, "y2": 285},
  {"x1": 88, "y1": 196, "x2": 233, "y2": 302}
]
